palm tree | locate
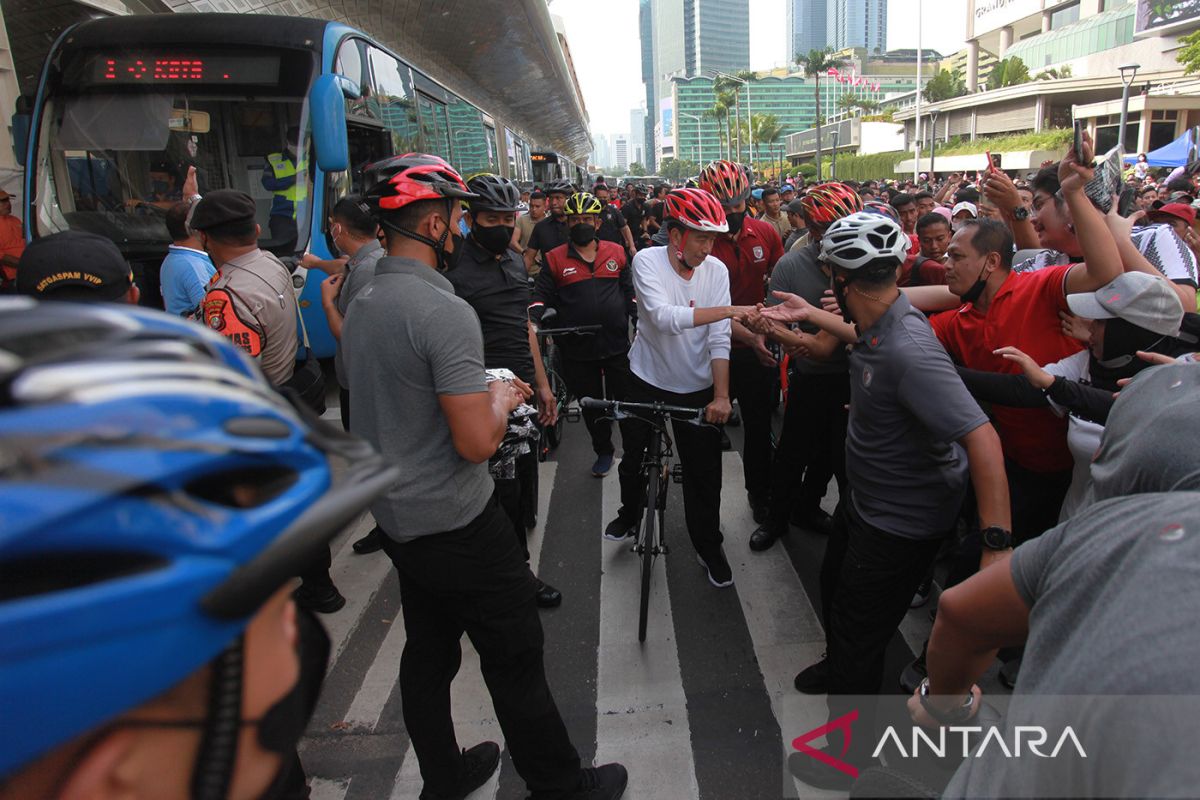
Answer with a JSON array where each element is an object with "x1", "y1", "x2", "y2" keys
[
  {"x1": 795, "y1": 47, "x2": 847, "y2": 180},
  {"x1": 704, "y1": 98, "x2": 731, "y2": 161},
  {"x1": 712, "y1": 74, "x2": 742, "y2": 160},
  {"x1": 742, "y1": 113, "x2": 783, "y2": 164}
]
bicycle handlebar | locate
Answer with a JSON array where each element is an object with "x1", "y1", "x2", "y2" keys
[
  {"x1": 579, "y1": 397, "x2": 708, "y2": 417},
  {"x1": 536, "y1": 324, "x2": 603, "y2": 337}
]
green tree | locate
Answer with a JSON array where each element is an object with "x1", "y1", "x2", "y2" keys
[
  {"x1": 923, "y1": 68, "x2": 968, "y2": 102},
  {"x1": 627, "y1": 161, "x2": 647, "y2": 176},
  {"x1": 1034, "y1": 65, "x2": 1072, "y2": 80},
  {"x1": 704, "y1": 101, "x2": 730, "y2": 161},
  {"x1": 659, "y1": 157, "x2": 700, "y2": 182},
  {"x1": 1178, "y1": 29, "x2": 1200, "y2": 74},
  {"x1": 838, "y1": 94, "x2": 882, "y2": 115},
  {"x1": 746, "y1": 113, "x2": 784, "y2": 164},
  {"x1": 795, "y1": 47, "x2": 848, "y2": 180},
  {"x1": 989, "y1": 56, "x2": 1031, "y2": 89}
]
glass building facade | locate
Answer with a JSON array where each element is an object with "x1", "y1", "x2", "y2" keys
[{"x1": 1004, "y1": 4, "x2": 1136, "y2": 70}]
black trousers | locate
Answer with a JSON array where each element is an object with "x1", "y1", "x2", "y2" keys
[
  {"x1": 823, "y1": 499, "x2": 945, "y2": 760},
  {"x1": 766, "y1": 371, "x2": 849, "y2": 535},
  {"x1": 558, "y1": 352, "x2": 632, "y2": 456},
  {"x1": 616, "y1": 373, "x2": 723, "y2": 555},
  {"x1": 728, "y1": 347, "x2": 775, "y2": 505},
  {"x1": 493, "y1": 448, "x2": 539, "y2": 560},
  {"x1": 380, "y1": 499, "x2": 580, "y2": 794},
  {"x1": 269, "y1": 214, "x2": 298, "y2": 253}
]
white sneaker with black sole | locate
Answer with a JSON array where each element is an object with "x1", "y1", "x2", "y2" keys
[{"x1": 696, "y1": 547, "x2": 734, "y2": 588}]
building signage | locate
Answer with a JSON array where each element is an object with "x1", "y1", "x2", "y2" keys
[
  {"x1": 1135, "y1": 0, "x2": 1200, "y2": 36},
  {"x1": 659, "y1": 97, "x2": 674, "y2": 148},
  {"x1": 972, "y1": 0, "x2": 1041, "y2": 37}
]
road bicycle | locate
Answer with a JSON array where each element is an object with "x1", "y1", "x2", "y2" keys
[
  {"x1": 533, "y1": 320, "x2": 601, "y2": 458},
  {"x1": 580, "y1": 397, "x2": 710, "y2": 642}
]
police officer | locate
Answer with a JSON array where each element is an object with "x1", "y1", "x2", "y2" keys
[
  {"x1": 531, "y1": 192, "x2": 636, "y2": 477},
  {"x1": 192, "y1": 189, "x2": 345, "y2": 614},
  {"x1": 261, "y1": 125, "x2": 307, "y2": 251},
  {"x1": 448, "y1": 173, "x2": 563, "y2": 609},
  {"x1": 592, "y1": 182, "x2": 636, "y2": 255},
  {"x1": 523, "y1": 179, "x2": 573, "y2": 274}
]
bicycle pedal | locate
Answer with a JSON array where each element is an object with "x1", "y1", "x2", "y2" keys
[
  {"x1": 671, "y1": 464, "x2": 684, "y2": 484},
  {"x1": 565, "y1": 407, "x2": 581, "y2": 423}
]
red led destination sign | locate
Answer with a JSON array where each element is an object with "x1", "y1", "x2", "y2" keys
[{"x1": 88, "y1": 54, "x2": 280, "y2": 85}]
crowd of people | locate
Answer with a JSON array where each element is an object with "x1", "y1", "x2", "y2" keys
[{"x1": 3, "y1": 131, "x2": 1199, "y2": 800}]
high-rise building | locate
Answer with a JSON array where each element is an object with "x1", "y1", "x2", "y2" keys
[
  {"x1": 630, "y1": 107, "x2": 646, "y2": 166},
  {"x1": 828, "y1": 0, "x2": 887, "y2": 56},
  {"x1": 641, "y1": 0, "x2": 750, "y2": 166},
  {"x1": 786, "y1": 0, "x2": 828, "y2": 61},
  {"x1": 614, "y1": 135, "x2": 630, "y2": 171},
  {"x1": 592, "y1": 133, "x2": 612, "y2": 170}
]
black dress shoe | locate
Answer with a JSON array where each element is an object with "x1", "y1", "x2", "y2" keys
[
  {"x1": 352, "y1": 527, "x2": 385, "y2": 554},
  {"x1": 749, "y1": 524, "x2": 783, "y2": 552},
  {"x1": 794, "y1": 656, "x2": 830, "y2": 694},
  {"x1": 791, "y1": 508, "x2": 834, "y2": 536},
  {"x1": 292, "y1": 583, "x2": 346, "y2": 614},
  {"x1": 418, "y1": 741, "x2": 501, "y2": 800},
  {"x1": 535, "y1": 579, "x2": 562, "y2": 608}
]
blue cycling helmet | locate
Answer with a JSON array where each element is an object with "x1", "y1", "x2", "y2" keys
[{"x1": 0, "y1": 299, "x2": 399, "y2": 778}]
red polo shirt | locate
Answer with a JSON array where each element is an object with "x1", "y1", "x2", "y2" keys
[
  {"x1": 929, "y1": 264, "x2": 1083, "y2": 474},
  {"x1": 711, "y1": 214, "x2": 783, "y2": 304}
]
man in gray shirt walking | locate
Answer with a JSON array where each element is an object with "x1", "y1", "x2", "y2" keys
[{"x1": 343, "y1": 155, "x2": 627, "y2": 800}]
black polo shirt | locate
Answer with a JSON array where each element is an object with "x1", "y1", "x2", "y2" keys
[
  {"x1": 446, "y1": 235, "x2": 535, "y2": 384},
  {"x1": 527, "y1": 215, "x2": 569, "y2": 257},
  {"x1": 598, "y1": 204, "x2": 628, "y2": 247},
  {"x1": 621, "y1": 198, "x2": 647, "y2": 230}
]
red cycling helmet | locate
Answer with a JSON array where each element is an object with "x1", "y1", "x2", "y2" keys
[
  {"x1": 364, "y1": 154, "x2": 477, "y2": 211},
  {"x1": 861, "y1": 200, "x2": 900, "y2": 222},
  {"x1": 698, "y1": 159, "x2": 751, "y2": 206},
  {"x1": 800, "y1": 182, "x2": 863, "y2": 226},
  {"x1": 665, "y1": 187, "x2": 729, "y2": 233}
]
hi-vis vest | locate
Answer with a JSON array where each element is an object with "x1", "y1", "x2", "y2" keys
[{"x1": 265, "y1": 153, "x2": 308, "y2": 217}]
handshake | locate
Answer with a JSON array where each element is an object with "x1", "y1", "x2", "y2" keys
[{"x1": 731, "y1": 291, "x2": 842, "y2": 364}]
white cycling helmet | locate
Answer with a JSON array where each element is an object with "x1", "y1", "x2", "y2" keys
[{"x1": 819, "y1": 211, "x2": 910, "y2": 270}]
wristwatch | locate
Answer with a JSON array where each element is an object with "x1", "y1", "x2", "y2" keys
[
  {"x1": 1012, "y1": 205, "x2": 1031, "y2": 221},
  {"x1": 981, "y1": 525, "x2": 1013, "y2": 551},
  {"x1": 918, "y1": 677, "x2": 976, "y2": 725}
]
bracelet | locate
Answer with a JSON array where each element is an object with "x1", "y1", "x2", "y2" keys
[{"x1": 918, "y1": 677, "x2": 975, "y2": 724}]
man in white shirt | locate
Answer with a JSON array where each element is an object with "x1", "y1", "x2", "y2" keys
[{"x1": 603, "y1": 188, "x2": 756, "y2": 588}]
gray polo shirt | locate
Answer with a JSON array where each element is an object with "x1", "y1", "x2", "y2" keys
[
  {"x1": 343, "y1": 255, "x2": 493, "y2": 542},
  {"x1": 845, "y1": 293, "x2": 989, "y2": 539},
  {"x1": 766, "y1": 241, "x2": 848, "y2": 375},
  {"x1": 333, "y1": 239, "x2": 383, "y2": 389}
]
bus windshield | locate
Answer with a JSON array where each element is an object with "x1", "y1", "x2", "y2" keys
[{"x1": 34, "y1": 89, "x2": 312, "y2": 254}]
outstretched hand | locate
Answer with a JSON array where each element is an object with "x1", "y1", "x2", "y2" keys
[
  {"x1": 759, "y1": 291, "x2": 812, "y2": 324},
  {"x1": 994, "y1": 346, "x2": 1053, "y2": 390}
]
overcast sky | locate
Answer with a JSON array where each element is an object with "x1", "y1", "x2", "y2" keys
[{"x1": 550, "y1": 0, "x2": 969, "y2": 139}]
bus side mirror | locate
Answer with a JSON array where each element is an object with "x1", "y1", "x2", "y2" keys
[{"x1": 309, "y1": 74, "x2": 349, "y2": 173}]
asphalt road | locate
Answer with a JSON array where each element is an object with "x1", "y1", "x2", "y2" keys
[{"x1": 299, "y1": 396, "x2": 1004, "y2": 800}]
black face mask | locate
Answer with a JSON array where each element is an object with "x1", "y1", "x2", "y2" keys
[
  {"x1": 570, "y1": 222, "x2": 597, "y2": 246},
  {"x1": 726, "y1": 210, "x2": 746, "y2": 235},
  {"x1": 959, "y1": 261, "x2": 990, "y2": 305},
  {"x1": 185, "y1": 607, "x2": 331, "y2": 800},
  {"x1": 472, "y1": 224, "x2": 514, "y2": 256},
  {"x1": 1089, "y1": 318, "x2": 1168, "y2": 393}
]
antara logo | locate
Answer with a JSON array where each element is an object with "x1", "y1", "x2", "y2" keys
[
  {"x1": 791, "y1": 710, "x2": 859, "y2": 779},
  {"x1": 872, "y1": 725, "x2": 1087, "y2": 760}
]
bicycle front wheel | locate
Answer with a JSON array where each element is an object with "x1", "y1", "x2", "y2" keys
[{"x1": 638, "y1": 468, "x2": 659, "y2": 643}]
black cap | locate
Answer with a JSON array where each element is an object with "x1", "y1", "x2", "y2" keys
[
  {"x1": 785, "y1": 198, "x2": 806, "y2": 215},
  {"x1": 190, "y1": 190, "x2": 257, "y2": 231},
  {"x1": 17, "y1": 231, "x2": 133, "y2": 302}
]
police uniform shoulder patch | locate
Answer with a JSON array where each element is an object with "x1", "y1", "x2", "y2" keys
[{"x1": 201, "y1": 287, "x2": 264, "y2": 357}]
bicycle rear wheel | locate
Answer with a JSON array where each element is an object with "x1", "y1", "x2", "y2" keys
[{"x1": 638, "y1": 469, "x2": 659, "y2": 643}]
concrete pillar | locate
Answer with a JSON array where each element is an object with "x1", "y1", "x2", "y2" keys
[
  {"x1": 967, "y1": 39, "x2": 980, "y2": 93},
  {"x1": 1042, "y1": 11, "x2": 1052, "y2": 33},
  {"x1": 1035, "y1": 95, "x2": 1045, "y2": 132},
  {"x1": 999, "y1": 26, "x2": 1014, "y2": 58}
]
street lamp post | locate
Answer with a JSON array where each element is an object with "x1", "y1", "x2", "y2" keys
[
  {"x1": 1118, "y1": 63, "x2": 1140, "y2": 155},
  {"x1": 928, "y1": 107, "x2": 939, "y2": 179},
  {"x1": 831, "y1": 130, "x2": 839, "y2": 179},
  {"x1": 679, "y1": 111, "x2": 703, "y2": 168},
  {"x1": 715, "y1": 72, "x2": 753, "y2": 164}
]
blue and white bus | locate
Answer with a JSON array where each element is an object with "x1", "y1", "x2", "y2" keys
[{"x1": 19, "y1": 13, "x2": 552, "y2": 357}]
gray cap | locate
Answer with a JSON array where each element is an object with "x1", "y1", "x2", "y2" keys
[{"x1": 1066, "y1": 272, "x2": 1184, "y2": 337}]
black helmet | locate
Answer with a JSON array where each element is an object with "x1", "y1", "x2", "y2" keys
[
  {"x1": 544, "y1": 179, "x2": 574, "y2": 197},
  {"x1": 467, "y1": 174, "x2": 522, "y2": 213}
]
